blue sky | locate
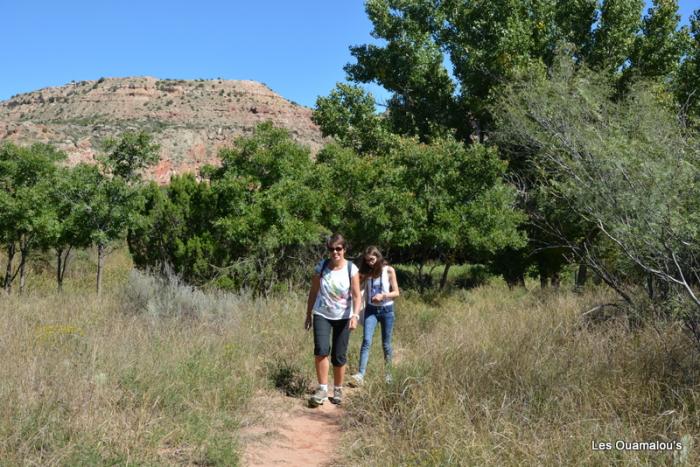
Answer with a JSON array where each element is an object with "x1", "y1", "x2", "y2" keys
[{"x1": 1, "y1": 1, "x2": 697, "y2": 108}]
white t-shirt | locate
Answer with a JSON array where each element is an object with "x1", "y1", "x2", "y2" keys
[{"x1": 312, "y1": 259, "x2": 359, "y2": 320}]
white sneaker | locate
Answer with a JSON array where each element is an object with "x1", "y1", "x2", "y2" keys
[
  {"x1": 330, "y1": 386, "x2": 343, "y2": 405},
  {"x1": 385, "y1": 373, "x2": 393, "y2": 384},
  {"x1": 308, "y1": 387, "x2": 328, "y2": 407},
  {"x1": 348, "y1": 373, "x2": 364, "y2": 387}
]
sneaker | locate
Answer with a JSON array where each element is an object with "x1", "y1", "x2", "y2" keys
[
  {"x1": 330, "y1": 387, "x2": 343, "y2": 405},
  {"x1": 348, "y1": 373, "x2": 364, "y2": 387},
  {"x1": 308, "y1": 387, "x2": 328, "y2": 407},
  {"x1": 385, "y1": 373, "x2": 393, "y2": 384}
]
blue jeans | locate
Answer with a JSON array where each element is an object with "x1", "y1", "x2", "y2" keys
[{"x1": 358, "y1": 304, "x2": 395, "y2": 376}]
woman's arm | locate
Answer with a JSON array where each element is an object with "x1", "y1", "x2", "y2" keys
[
  {"x1": 349, "y1": 271, "x2": 362, "y2": 330},
  {"x1": 384, "y1": 266, "x2": 400, "y2": 300},
  {"x1": 305, "y1": 274, "x2": 321, "y2": 330},
  {"x1": 359, "y1": 274, "x2": 366, "y2": 306}
]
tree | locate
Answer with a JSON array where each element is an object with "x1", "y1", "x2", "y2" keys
[
  {"x1": 345, "y1": 0, "x2": 463, "y2": 140},
  {"x1": 344, "y1": 0, "x2": 651, "y2": 143},
  {"x1": 100, "y1": 131, "x2": 160, "y2": 183},
  {"x1": 676, "y1": 10, "x2": 700, "y2": 124},
  {"x1": 128, "y1": 175, "x2": 219, "y2": 285},
  {"x1": 588, "y1": 0, "x2": 644, "y2": 72},
  {"x1": 631, "y1": 0, "x2": 687, "y2": 78},
  {"x1": 79, "y1": 131, "x2": 160, "y2": 295},
  {"x1": 555, "y1": 0, "x2": 599, "y2": 60},
  {"x1": 66, "y1": 164, "x2": 142, "y2": 295},
  {"x1": 313, "y1": 83, "x2": 393, "y2": 155},
  {"x1": 388, "y1": 137, "x2": 526, "y2": 288},
  {"x1": 494, "y1": 58, "x2": 700, "y2": 345},
  {"x1": 309, "y1": 143, "x2": 377, "y2": 247},
  {"x1": 44, "y1": 167, "x2": 94, "y2": 290},
  {"x1": 130, "y1": 122, "x2": 328, "y2": 294},
  {"x1": 338, "y1": 1, "x2": 672, "y2": 288},
  {"x1": 313, "y1": 136, "x2": 526, "y2": 289},
  {"x1": 620, "y1": 0, "x2": 689, "y2": 92},
  {"x1": 0, "y1": 143, "x2": 64, "y2": 294},
  {"x1": 210, "y1": 122, "x2": 328, "y2": 292}
]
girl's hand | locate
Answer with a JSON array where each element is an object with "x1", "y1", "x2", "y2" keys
[
  {"x1": 371, "y1": 293, "x2": 384, "y2": 303},
  {"x1": 304, "y1": 314, "x2": 312, "y2": 331},
  {"x1": 349, "y1": 315, "x2": 359, "y2": 330}
]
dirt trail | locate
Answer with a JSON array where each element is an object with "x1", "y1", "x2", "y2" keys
[{"x1": 240, "y1": 389, "x2": 347, "y2": 466}]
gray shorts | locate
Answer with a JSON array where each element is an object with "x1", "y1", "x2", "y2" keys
[{"x1": 313, "y1": 314, "x2": 350, "y2": 367}]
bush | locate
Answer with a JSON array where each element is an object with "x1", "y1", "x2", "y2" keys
[
  {"x1": 267, "y1": 359, "x2": 310, "y2": 397},
  {"x1": 494, "y1": 58, "x2": 700, "y2": 345},
  {"x1": 119, "y1": 268, "x2": 248, "y2": 319}
]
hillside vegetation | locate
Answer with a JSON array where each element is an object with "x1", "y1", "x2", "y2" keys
[{"x1": 0, "y1": 77, "x2": 324, "y2": 183}]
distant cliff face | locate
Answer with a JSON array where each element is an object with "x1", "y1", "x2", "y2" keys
[{"x1": 0, "y1": 77, "x2": 325, "y2": 183}]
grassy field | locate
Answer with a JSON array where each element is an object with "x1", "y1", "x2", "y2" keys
[
  {"x1": 1, "y1": 249, "x2": 699, "y2": 465},
  {"x1": 344, "y1": 287, "x2": 700, "y2": 465},
  {"x1": 0, "y1": 249, "x2": 310, "y2": 465}
]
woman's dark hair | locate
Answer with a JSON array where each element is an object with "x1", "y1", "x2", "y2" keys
[
  {"x1": 326, "y1": 233, "x2": 348, "y2": 250},
  {"x1": 359, "y1": 246, "x2": 388, "y2": 276}
]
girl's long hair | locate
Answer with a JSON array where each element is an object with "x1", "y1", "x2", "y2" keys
[{"x1": 359, "y1": 246, "x2": 388, "y2": 277}]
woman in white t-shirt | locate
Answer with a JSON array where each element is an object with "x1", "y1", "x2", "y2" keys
[
  {"x1": 305, "y1": 233, "x2": 361, "y2": 407},
  {"x1": 350, "y1": 246, "x2": 400, "y2": 386}
]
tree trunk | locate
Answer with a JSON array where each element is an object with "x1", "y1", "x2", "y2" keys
[
  {"x1": 417, "y1": 261, "x2": 425, "y2": 293},
  {"x1": 551, "y1": 271, "x2": 560, "y2": 288},
  {"x1": 56, "y1": 247, "x2": 72, "y2": 291},
  {"x1": 18, "y1": 250, "x2": 27, "y2": 296},
  {"x1": 439, "y1": 261, "x2": 452, "y2": 290},
  {"x1": 3, "y1": 243, "x2": 15, "y2": 294},
  {"x1": 96, "y1": 243, "x2": 105, "y2": 296},
  {"x1": 57, "y1": 249, "x2": 64, "y2": 291},
  {"x1": 478, "y1": 124, "x2": 486, "y2": 144},
  {"x1": 505, "y1": 270, "x2": 526, "y2": 289},
  {"x1": 540, "y1": 272, "x2": 548, "y2": 289},
  {"x1": 575, "y1": 263, "x2": 588, "y2": 290}
]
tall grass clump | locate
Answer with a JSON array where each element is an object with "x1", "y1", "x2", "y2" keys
[
  {"x1": 120, "y1": 268, "x2": 251, "y2": 319},
  {"x1": 343, "y1": 285, "x2": 700, "y2": 465},
  {"x1": 0, "y1": 250, "x2": 315, "y2": 465}
]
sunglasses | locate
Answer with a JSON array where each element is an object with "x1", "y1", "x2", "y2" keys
[{"x1": 328, "y1": 246, "x2": 344, "y2": 252}]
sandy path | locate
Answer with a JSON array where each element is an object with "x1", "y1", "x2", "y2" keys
[
  {"x1": 240, "y1": 389, "x2": 347, "y2": 466},
  {"x1": 239, "y1": 343, "x2": 406, "y2": 466}
]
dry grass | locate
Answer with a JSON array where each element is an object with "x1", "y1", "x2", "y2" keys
[
  {"x1": 0, "y1": 250, "x2": 312, "y2": 465},
  {"x1": 3, "y1": 249, "x2": 700, "y2": 465},
  {"x1": 341, "y1": 286, "x2": 700, "y2": 465}
]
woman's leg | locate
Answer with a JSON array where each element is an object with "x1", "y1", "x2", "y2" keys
[
  {"x1": 315, "y1": 356, "x2": 329, "y2": 385},
  {"x1": 378, "y1": 307, "x2": 395, "y2": 366},
  {"x1": 330, "y1": 318, "x2": 350, "y2": 386},
  {"x1": 313, "y1": 315, "x2": 332, "y2": 384},
  {"x1": 358, "y1": 311, "x2": 378, "y2": 376}
]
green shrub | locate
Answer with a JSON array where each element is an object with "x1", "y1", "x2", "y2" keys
[{"x1": 268, "y1": 359, "x2": 310, "y2": 397}]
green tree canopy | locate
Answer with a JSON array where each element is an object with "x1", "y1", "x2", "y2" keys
[
  {"x1": 494, "y1": 57, "x2": 700, "y2": 340},
  {"x1": 313, "y1": 83, "x2": 393, "y2": 155},
  {"x1": 101, "y1": 131, "x2": 160, "y2": 183},
  {"x1": 314, "y1": 136, "x2": 526, "y2": 287},
  {"x1": 676, "y1": 10, "x2": 700, "y2": 123},
  {"x1": 130, "y1": 122, "x2": 328, "y2": 293},
  {"x1": 0, "y1": 143, "x2": 64, "y2": 293},
  {"x1": 343, "y1": 0, "x2": 690, "y2": 142}
]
